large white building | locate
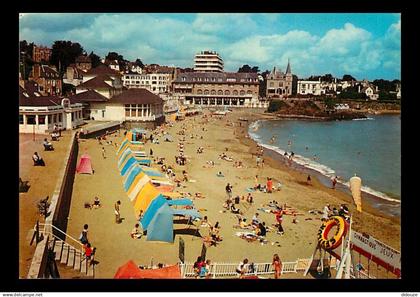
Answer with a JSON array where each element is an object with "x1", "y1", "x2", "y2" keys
[
  {"x1": 19, "y1": 87, "x2": 84, "y2": 134},
  {"x1": 194, "y1": 50, "x2": 224, "y2": 73},
  {"x1": 297, "y1": 80, "x2": 323, "y2": 96},
  {"x1": 122, "y1": 72, "x2": 171, "y2": 94}
]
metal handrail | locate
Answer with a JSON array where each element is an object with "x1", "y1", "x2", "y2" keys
[{"x1": 38, "y1": 222, "x2": 83, "y2": 249}]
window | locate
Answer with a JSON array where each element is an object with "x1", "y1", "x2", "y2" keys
[
  {"x1": 233, "y1": 90, "x2": 238, "y2": 95},
  {"x1": 211, "y1": 90, "x2": 216, "y2": 95},
  {"x1": 224, "y1": 90, "x2": 230, "y2": 95},
  {"x1": 204, "y1": 90, "x2": 209, "y2": 95},
  {"x1": 19, "y1": 115, "x2": 23, "y2": 124},
  {"x1": 218, "y1": 90, "x2": 223, "y2": 95},
  {"x1": 240, "y1": 90, "x2": 245, "y2": 95},
  {"x1": 27, "y1": 115, "x2": 36, "y2": 124},
  {"x1": 102, "y1": 110, "x2": 105, "y2": 118},
  {"x1": 38, "y1": 115, "x2": 46, "y2": 124}
]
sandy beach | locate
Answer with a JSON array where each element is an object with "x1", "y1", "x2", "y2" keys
[{"x1": 57, "y1": 109, "x2": 400, "y2": 279}]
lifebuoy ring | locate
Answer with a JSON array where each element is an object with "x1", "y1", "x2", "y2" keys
[{"x1": 317, "y1": 216, "x2": 348, "y2": 250}]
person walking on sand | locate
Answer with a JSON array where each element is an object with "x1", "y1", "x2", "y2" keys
[
  {"x1": 266, "y1": 177, "x2": 273, "y2": 193},
  {"x1": 225, "y1": 183, "x2": 233, "y2": 200},
  {"x1": 307, "y1": 174, "x2": 312, "y2": 185},
  {"x1": 272, "y1": 254, "x2": 282, "y2": 279},
  {"x1": 331, "y1": 176, "x2": 338, "y2": 189},
  {"x1": 102, "y1": 147, "x2": 106, "y2": 159},
  {"x1": 79, "y1": 224, "x2": 89, "y2": 244},
  {"x1": 114, "y1": 200, "x2": 121, "y2": 223}
]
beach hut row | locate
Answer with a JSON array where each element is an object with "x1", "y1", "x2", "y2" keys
[{"x1": 116, "y1": 131, "x2": 201, "y2": 243}]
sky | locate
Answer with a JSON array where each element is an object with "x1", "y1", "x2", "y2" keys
[{"x1": 19, "y1": 13, "x2": 401, "y2": 80}]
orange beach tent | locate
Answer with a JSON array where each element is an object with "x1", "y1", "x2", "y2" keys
[{"x1": 114, "y1": 261, "x2": 181, "y2": 279}]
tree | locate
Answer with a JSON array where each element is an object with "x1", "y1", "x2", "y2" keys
[
  {"x1": 19, "y1": 40, "x2": 35, "y2": 80},
  {"x1": 259, "y1": 70, "x2": 270, "y2": 98},
  {"x1": 106, "y1": 51, "x2": 128, "y2": 71},
  {"x1": 342, "y1": 74, "x2": 356, "y2": 81},
  {"x1": 50, "y1": 41, "x2": 84, "y2": 77},
  {"x1": 238, "y1": 65, "x2": 259, "y2": 73},
  {"x1": 88, "y1": 51, "x2": 101, "y2": 68},
  {"x1": 321, "y1": 73, "x2": 334, "y2": 83},
  {"x1": 134, "y1": 58, "x2": 144, "y2": 68},
  {"x1": 292, "y1": 75, "x2": 299, "y2": 95}
]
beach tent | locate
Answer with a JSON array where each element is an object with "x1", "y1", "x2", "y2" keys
[
  {"x1": 133, "y1": 183, "x2": 161, "y2": 215},
  {"x1": 121, "y1": 157, "x2": 138, "y2": 176},
  {"x1": 127, "y1": 172, "x2": 150, "y2": 202},
  {"x1": 114, "y1": 261, "x2": 181, "y2": 279},
  {"x1": 167, "y1": 199, "x2": 193, "y2": 206},
  {"x1": 135, "y1": 158, "x2": 151, "y2": 166},
  {"x1": 147, "y1": 203, "x2": 174, "y2": 242},
  {"x1": 117, "y1": 139, "x2": 129, "y2": 156},
  {"x1": 172, "y1": 209, "x2": 202, "y2": 220},
  {"x1": 76, "y1": 153, "x2": 93, "y2": 174},
  {"x1": 140, "y1": 195, "x2": 168, "y2": 230},
  {"x1": 114, "y1": 260, "x2": 143, "y2": 279},
  {"x1": 349, "y1": 175, "x2": 362, "y2": 212},
  {"x1": 136, "y1": 264, "x2": 181, "y2": 279}
]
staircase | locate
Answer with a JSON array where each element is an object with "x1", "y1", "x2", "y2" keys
[{"x1": 35, "y1": 223, "x2": 95, "y2": 278}]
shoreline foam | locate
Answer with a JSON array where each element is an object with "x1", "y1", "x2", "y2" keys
[{"x1": 248, "y1": 119, "x2": 401, "y2": 217}]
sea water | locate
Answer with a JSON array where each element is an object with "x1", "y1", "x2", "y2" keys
[{"x1": 249, "y1": 115, "x2": 401, "y2": 216}]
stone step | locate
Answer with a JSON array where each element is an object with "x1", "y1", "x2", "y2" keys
[
  {"x1": 74, "y1": 252, "x2": 82, "y2": 271},
  {"x1": 54, "y1": 241, "x2": 63, "y2": 261},
  {"x1": 67, "y1": 247, "x2": 76, "y2": 268},
  {"x1": 60, "y1": 244, "x2": 69, "y2": 265}
]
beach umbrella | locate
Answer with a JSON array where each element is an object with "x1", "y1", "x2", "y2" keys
[{"x1": 349, "y1": 174, "x2": 362, "y2": 212}]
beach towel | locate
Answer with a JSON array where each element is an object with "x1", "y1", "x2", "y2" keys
[{"x1": 246, "y1": 188, "x2": 255, "y2": 192}]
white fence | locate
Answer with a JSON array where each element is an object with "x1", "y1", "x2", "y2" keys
[{"x1": 180, "y1": 260, "x2": 307, "y2": 279}]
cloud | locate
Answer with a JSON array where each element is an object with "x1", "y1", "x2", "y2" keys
[{"x1": 19, "y1": 13, "x2": 401, "y2": 80}]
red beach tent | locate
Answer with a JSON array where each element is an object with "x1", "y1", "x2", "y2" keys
[
  {"x1": 76, "y1": 153, "x2": 93, "y2": 174},
  {"x1": 114, "y1": 260, "x2": 143, "y2": 279},
  {"x1": 114, "y1": 261, "x2": 181, "y2": 279}
]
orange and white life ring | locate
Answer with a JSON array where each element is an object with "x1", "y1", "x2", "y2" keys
[{"x1": 317, "y1": 216, "x2": 348, "y2": 250}]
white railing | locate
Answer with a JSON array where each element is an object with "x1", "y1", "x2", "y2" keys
[
  {"x1": 180, "y1": 260, "x2": 301, "y2": 279},
  {"x1": 35, "y1": 223, "x2": 89, "y2": 273}
]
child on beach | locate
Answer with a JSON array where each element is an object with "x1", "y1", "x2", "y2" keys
[
  {"x1": 131, "y1": 224, "x2": 142, "y2": 239},
  {"x1": 272, "y1": 254, "x2": 282, "y2": 279}
]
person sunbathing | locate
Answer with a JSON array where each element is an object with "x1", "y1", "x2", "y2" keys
[{"x1": 230, "y1": 204, "x2": 241, "y2": 214}]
